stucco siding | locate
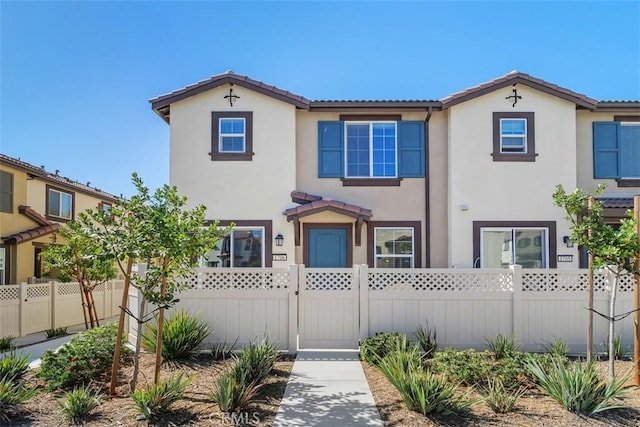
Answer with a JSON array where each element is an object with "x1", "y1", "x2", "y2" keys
[
  {"x1": 448, "y1": 85, "x2": 578, "y2": 268},
  {"x1": 169, "y1": 86, "x2": 297, "y2": 268},
  {"x1": 0, "y1": 165, "x2": 30, "y2": 237},
  {"x1": 427, "y1": 111, "x2": 449, "y2": 267}
]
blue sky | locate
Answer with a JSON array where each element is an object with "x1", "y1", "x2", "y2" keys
[{"x1": 2, "y1": 1, "x2": 639, "y2": 197}]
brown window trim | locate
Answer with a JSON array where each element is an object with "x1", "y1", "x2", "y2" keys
[
  {"x1": 367, "y1": 221, "x2": 422, "y2": 268},
  {"x1": 339, "y1": 114, "x2": 402, "y2": 121},
  {"x1": 341, "y1": 178, "x2": 402, "y2": 187},
  {"x1": 45, "y1": 184, "x2": 75, "y2": 222},
  {"x1": 617, "y1": 179, "x2": 640, "y2": 188},
  {"x1": 473, "y1": 221, "x2": 557, "y2": 268},
  {"x1": 492, "y1": 112, "x2": 537, "y2": 162},
  {"x1": 0, "y1": 244, "x2": 10, "y2": 285},
  {"x1": 0, "y1": 170, "x2": 13, "y2": 213},
  {"x1": 204, "y1": 219, "x2": 272, "y2": 267},
  {"x1": 613, "y1": 115, "x2": 640, "y2": 122},
  {"x1": 302, "y1": 223, "x2": 353, "y2": 267},
  {"x1": 210, "y1": 111, "x2": 254, "y2": 161}
]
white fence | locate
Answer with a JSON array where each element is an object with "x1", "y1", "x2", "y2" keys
[
  {"x1": 124, "y1": 265, "x2": 636, "y2": 355},
  {"x1": 0, "y1": 280, "x2": 125, "y2": 337}
]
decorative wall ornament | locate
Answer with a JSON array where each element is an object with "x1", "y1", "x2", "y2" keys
[
  {"x1": 505, "y1": 85, "x2": 522, "y2": 107},
  {"x1": 224, "y1": 84, "x2": 240, "y2": 106}
]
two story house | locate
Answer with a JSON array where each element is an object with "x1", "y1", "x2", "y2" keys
[
  {"x1": 150, "y1": 71, "x2": 639, "y2": 271},
  {"x1": 0, "y1": 154, "x2": 119, "y2": 284}
]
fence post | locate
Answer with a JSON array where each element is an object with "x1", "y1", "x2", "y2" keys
[
  {"x1": 288, "y1": 265, "x2": 299, "y2": 354},
  {"x1": 19, "y1": 283, "x2": 25, "y2": 337},
  {"x1": 511, "y1": 265, "x2": 523, "y2": 346},
  {"x1": 51, "y1": 281, "x2": 58, "y2": 329},
  {"x1": 359, "y1": 264, "x2": 369, "y2": 344}
]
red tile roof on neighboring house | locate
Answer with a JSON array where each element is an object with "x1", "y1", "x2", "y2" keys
[
  {"x1": 440, "y1": 70, "x2": 599, "y2": 110},
  {"x1": 150, "y1": 71, "x2": 312, "y2": 123},
  {"x1": 2, "y1": 205, "x2": 60, "y2": 244},
  {"x1": 285, "y1": 191, "x2": 372, "y2": 221},
  {"x1": 0, "y1": 154, "x2": 119, "y2": 202},
  {"x1": 599, "y1": 197, "x2": 635, "y2": 209}
]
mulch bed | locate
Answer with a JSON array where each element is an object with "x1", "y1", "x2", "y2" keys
[
  {"x1": 363, "y1": 360, "x2": 640, "y2": 426},
  {"x1": 10, "y1": 351, "x2": 294, "y2": 426}
]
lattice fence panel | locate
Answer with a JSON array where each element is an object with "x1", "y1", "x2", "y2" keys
[
  {"x1": 522, "y1": 272, "x2": 589, "y2": 292},
  {"x1": 185, "y1": 269, "x2": 289, "y2": 290},
  {"x1": 113, "y1": 280, "x2": 125, "y2": 291},
  {"x1": 0, "y1": 286, "x2": 19, "y2": 301},
  {"x1": 26, "y1": 285, "x2": 50, "y2": 299},
  {"x1": 57, "y1": 283, "x2": 81, "y2": 296},
  {"x1": 368, "y1": 271, "x2": 512, "y2": 292},
  {"x1": 94, "y1": 283, "x2": 106, "y2": 293},
  {"x1": 618, "y1": 274, "x2": 635, "y2": 292},
  {"x1": 305, "y1": 272, "x2": 352, "y2": 291}
]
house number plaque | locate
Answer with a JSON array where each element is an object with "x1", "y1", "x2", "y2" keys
[
  {"x1": 272, "y1": 254, "x2": 287, "y2": 262},
  {"x1": 557, "y1": 255, "x2": 573, "y2": 262}
]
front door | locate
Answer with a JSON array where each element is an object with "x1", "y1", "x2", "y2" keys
[{"x1": 306, "y1": 225, "x2": 350, "y2": 268}]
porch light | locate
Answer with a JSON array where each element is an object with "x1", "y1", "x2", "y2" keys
[
  {"x1": 275, "y1": 233, "x2": 284, "y2": 247},
  {"x1": 563, "y1": 236, "x2": 574, "y2": 248}
]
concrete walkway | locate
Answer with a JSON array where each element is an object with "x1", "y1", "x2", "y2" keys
[{"x1": 274, "y1": 351, "x2": 384, "y2": 427}]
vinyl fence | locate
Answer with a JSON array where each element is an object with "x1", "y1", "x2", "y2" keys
[
  {"x1": 124, "y1": 265, "x2": 637, "y2": 355},
  {"x1": 0, "y1": 280, "x2": 125, "y2": 337}
]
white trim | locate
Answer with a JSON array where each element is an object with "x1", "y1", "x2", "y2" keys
[
  {"x1": 374, "y1": 227, "x2": 414, "y2": 268},
  {"x1": 218, "y1": 117, "x2": 246, "y2": 153},
  {"x1": 48, "y1": 188, "x2": 73, "y2": 220},
  {"x1": 499, "y1": 118, "x2": 527, "y2": 153},
  {"x1": 480, "y1": 227, "x2": 549, "y2": 268},
  {"x1": 344, "y1": 121, "x2": 398, "y2": 178}
]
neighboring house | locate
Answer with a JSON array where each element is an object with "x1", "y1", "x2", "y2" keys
[
  {"x1": 150, "y1": 71, "x2": 639, "y2": 271},
  {"x1": 0, "y1": 154, "x2": 119, "y2": 284}
]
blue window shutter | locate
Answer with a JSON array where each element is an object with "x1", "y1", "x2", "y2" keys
[
  {"x1": 398, "y1": 121, "x2": 425, "y2": 177},
  {"x1": 593, "y1": 122, "x2": 619, "y2": 179},
  {"x1": 619, "y1": 125, "x2": 640, "y2": 178},
  {"x1": 318, "y1": 121, "x2": 344, "y2": 177}
]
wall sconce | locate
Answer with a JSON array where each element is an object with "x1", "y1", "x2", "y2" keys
[
  {"x1": 275, "y1": 233, "x2": 284, "y2": 247},
  {"x1": 563, "y1": 236, "x2": 574, "y2": 248}
]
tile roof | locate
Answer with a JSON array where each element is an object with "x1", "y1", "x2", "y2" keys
[
  {"x1": 0, "y1": 153, "x2": 119, "y2": 201},
  {"x1": 440, "y1": 70, "x2": 599, "y2": 110},
  {"x1": 599, "y1": 197, "x2": 635, "y2": 209},
  {"x1": 150, "y1": 71, "x2": 311, "y2": 122},
  {"x1": 2, "y1": 205, "x2": 60, "y2": 244},
  {"x1": 285, "y1": 191, "x2": 372, "y2": 220},
  {"x1": 19, "y1": 205, "x2": 50, "y2": 226}
]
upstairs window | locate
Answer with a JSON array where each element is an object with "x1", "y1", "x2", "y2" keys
[
  {"x1": 0, "y1": 171, "x2": 13, "y2": 213},
  {"x1": 211, "y1": 111, "x2": 253, "y2": 161},
  {"x1": 47, "y1": 186, "x2": 73, "y2": 221},
  {"x1": 492, "y1": 112, "x2": 537, "y2": 162},
  {"x1": 346, "y1": 122, "x2": 397, "y2": 177},
  {"x1": 593, "y1": 118, "x2": 640, "y2": 186}
]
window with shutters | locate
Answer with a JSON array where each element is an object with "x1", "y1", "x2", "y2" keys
[
  {"x1": 593, "y1": 118, "x2": 640, "y2": 186},
  {"x1": 492, "y1": 112, "x2": 537, "y2": 162},
  {"x1": 0, "y1": 171, "x2": 13, "y2": 213},
  {"x1": 318, "y1": 120, "x2": 425, "y2": 186}
]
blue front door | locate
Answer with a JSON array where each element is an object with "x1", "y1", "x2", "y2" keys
[{"x1": 307, "y1": 227, "x2": 349, "y2": 268}]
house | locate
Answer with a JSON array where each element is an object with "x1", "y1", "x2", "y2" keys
[
  {"x1": 0, "y1": 154, "x2": 119, "y2": 284},
  {"x1": 150, "y1": 71, "x2": 639, "y2": 271}
]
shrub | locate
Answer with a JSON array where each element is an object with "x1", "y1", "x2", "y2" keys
[
  {"x1": 415, "y1": 322, "x2": 438, "y2": 358},
  {"x1": 378, "y1": 348, "x2": 480, "y2": 415},
  {"x1": 0, "y1": 336, "x2": 16, "y2": 352},
  {"x1": 0, "y1": 377, "x2": 36, "y2": 422},
  {"x1": 38, "y1": 322, "x2": 130, "y2": 390},
  {"x1": 130, "y1": 373, "x2": 192, "y2": 420},
  {"x1": 480, "y1": 377, "x2": 526, "y2": 413},
  {"x1": 527, "y1": 359, "x2": 629, "y2": 415},
  {"x1": 540, "y1": 338, "x2": 570, "y2": 358},
  {"x1": 602, "y1": 335, "x2": 629, "y2": 361},
  {"x1": 210, "y1": 339, "x2": 237, "y2": 361},
  {"x1": 485, "y1": 333, "x2": 520, "y2": 359},
  {"x1": 0, "y1": 352, "x2": 30, "y2": 383},
  {"x1": 142, "y1": 310, "x2": 210, "y2": 361},
  {"x1": 360, "y1": 332, "x2": 408, "y2": 365},
  {"x1": 232, "y1": 336, "x2": 279, "y2": 384},
  {"x1": 210, "y1": 370, "x2": 262, "y2": 413},
  {"x1": 58, "y1": 384, "x2": 102, "y2": 423},
  {"x1": 45, "y1": 327, "x2": 68, "y2": 339}
]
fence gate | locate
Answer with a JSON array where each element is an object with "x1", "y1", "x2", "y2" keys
[
  {"x1": 298, "y1": 267, "x2": 359, "y2": 349},
  {"x1": 21, "y1": 283, "x2": 52, "y2": 335}
]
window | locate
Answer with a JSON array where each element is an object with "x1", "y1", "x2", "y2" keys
[
  {"x1": 346, "y1": 122, "x2": 397, "y2": 177},
  {"x1": 593, "y1": 118, "x2": 640, "y2": 185},
  {"x1": 200, "y1": 227, "x2": 265, "y2": 268},
  {"x1": 211, "y1": 112, "x2": 253, "y2": 161},
  {"x1": 374, "y1": 227, "x2": 414, "y2": 268},
  {"x1": 492, "y1": 112, "x2": 536, "y2": 161},
  {"x1": 0, "y1": 171, "x2": 13, "y2": 213},
  {"x1": 0, "y1": 246, "x2": 6, "y2": 285},
  {"x1": 100, "y1": 202, "x2": 112, "y2": 215},
  {"x1": 481, "y1": 228, "x2": 548, "y2": 268},
  {"x1": 47, "y1": 187, "x2": 73, "y2": 220}
]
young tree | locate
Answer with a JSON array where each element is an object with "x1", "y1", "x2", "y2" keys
[
  {"x1": 41, "y1": 216, "x2": 117, "y2": 329},
  {"x1": 553, "y1": 184, "x2": 640, "y2": 381}
]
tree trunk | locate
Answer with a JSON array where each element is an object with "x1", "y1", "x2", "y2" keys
[
  {"x1": 84, "y1": 287, "x2": 96, "y2": 328},
  {"x1": 154, "y1": 255, "x2": 169, "y2": 385},
  {"x1": 633, "y1": 195, "x2": 639, "y2": 385},
  {"x1": 78, "y1": 281, "x2": 89, "y2": 330},
  {"x1": 109, "y1": 258, "x2": 133, "y2": 395},
  {"x1": 587, "y1": 197, "x2": 594, "y2": 362},
  {"x1": 129, "y1": 295, "x2": 146, "y2": 392},
  {"x1": 608, "y1": 272, "x2": 618, "y2": 383}
]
